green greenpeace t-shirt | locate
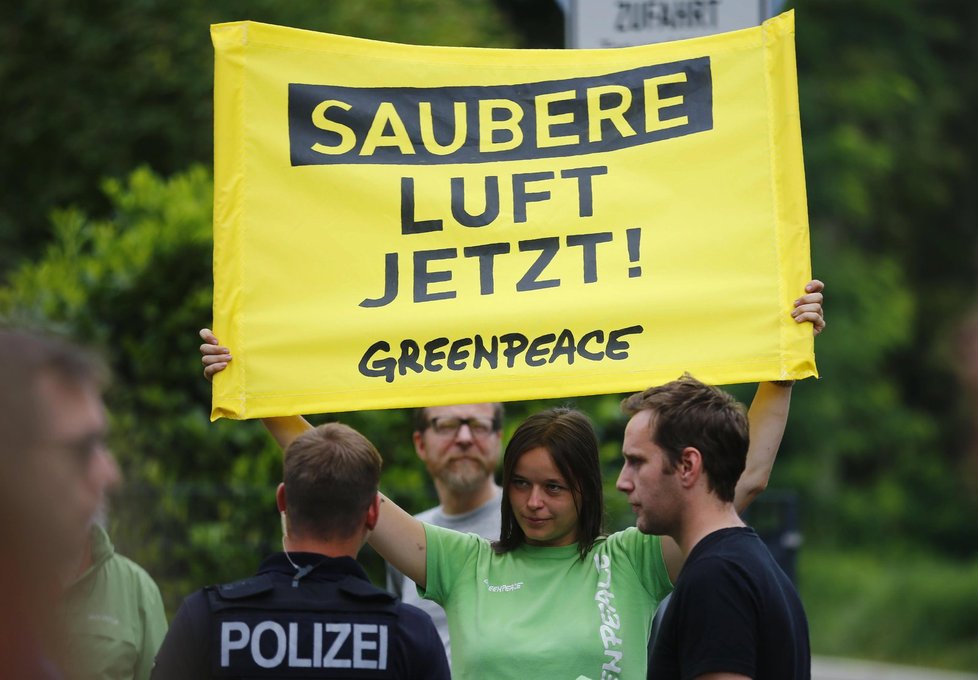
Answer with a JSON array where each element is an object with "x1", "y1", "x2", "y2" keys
[{"x1": 421, "y1": 524, "x2": 672, "y2": 680}]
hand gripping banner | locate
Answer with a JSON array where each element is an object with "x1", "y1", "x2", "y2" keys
[{"x1": 210, "y1": 11, "x2": 815, "y2": 420}]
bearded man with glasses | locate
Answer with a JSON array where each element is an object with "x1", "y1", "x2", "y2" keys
[{"x1": 385, "y1": 402, "x2": 504, "y2": 665}]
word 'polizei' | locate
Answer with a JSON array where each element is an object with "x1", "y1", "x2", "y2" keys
[
  {"x1": 288, "y1": 58, "x2": 713, "y2": 165},
  {"x1": 220, "y1": 619, "x2": 388, "y2": 671}
]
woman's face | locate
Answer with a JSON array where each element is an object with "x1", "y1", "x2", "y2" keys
[{"x1": 508, "y1": 446, "x2": 580, "y2": 547}]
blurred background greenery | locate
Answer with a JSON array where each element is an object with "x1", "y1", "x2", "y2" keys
[{"x1": 1, "y1": 0, "x2": 976, "y2": 671}]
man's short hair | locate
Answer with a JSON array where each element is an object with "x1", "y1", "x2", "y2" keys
[
  {"x1": 621, "y1": 374, "x2": 749, "y2": 503},
  {"x1": 412, "y1": 403, "x2": 505, "y2": 434},
  {"x1": 283, "y1": 423, "x2": 382, "y2": 540}
]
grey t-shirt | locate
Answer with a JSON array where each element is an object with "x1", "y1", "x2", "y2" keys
[{"x1": 385, "y1": 489, "x2": 502, "y2": 664}]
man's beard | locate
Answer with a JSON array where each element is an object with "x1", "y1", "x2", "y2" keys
[{"x1": 438, "y1": 458, "x2": 492, "y2": 494}]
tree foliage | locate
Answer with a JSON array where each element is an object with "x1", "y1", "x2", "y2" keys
[
  {"x1": 780, "y1": 0, "x2": 978, "y2": 553},
  {"x1": 0, "y1": 0, "x2": 519, "y2": 274}
]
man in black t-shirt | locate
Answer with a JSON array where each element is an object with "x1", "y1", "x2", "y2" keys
[
  {"x1": 617, "y1": 375, "x2": 812, "y2": 680},
  {"x1": 151, "y1": 423, "x2": 449, "y2": 680}
]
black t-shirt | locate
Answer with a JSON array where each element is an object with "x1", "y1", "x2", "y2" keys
[
  {"x1": 151, "y1": 552, "x2": 449, "y2": 680},
  {"x1": 648, "y1": 527, "x2": 810, "y2": 680}
]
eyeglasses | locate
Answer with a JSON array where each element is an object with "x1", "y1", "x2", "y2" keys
[{"x1": 426, "y1": 416, "x2": 497, "y2": 437}]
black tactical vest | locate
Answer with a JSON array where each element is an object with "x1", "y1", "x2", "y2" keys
[{"x1": 206, "y1": 570, "x2": 400, "y2": 678}]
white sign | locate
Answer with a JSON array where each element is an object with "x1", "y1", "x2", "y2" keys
[{"x1": 565, "y1": 0, "x2": 777, "y2": 49}]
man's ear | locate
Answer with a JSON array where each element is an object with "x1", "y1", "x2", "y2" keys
[
  {"x1": 412, "y1": 430, "x2": 427, "y2": 461},
  {"x1": 678, "y1": 447, "x2": 703, "y2": 488},
  {"x1": 275, "y1": 482, "x2": 287, "y2": 513},
  {"x1": 364, "y1": 493, "x2": 381, "y2": 532}
]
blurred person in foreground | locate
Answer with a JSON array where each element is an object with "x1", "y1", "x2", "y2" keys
[
  {"x1": 0, "y1": 329, "x2": 119, "y2": 676},
  {"x1": 618, "y1": 375, "x2": 811, "y2": 679},
  {"x1": 54, "y1": 504, "x2": 168, "y2": 680},
  {"x1": 150, "y1": 422, "x2": 449, "y2": 680},
  {"x1": 200, "y1": 329, "x2": 505, "y2": 664}
]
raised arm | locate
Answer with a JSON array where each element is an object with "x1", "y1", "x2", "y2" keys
[
  {"x1": 661, "y1": 279, "x2": 824, "y2": 580},
  {"x1": 734, "y1": 381, "x2": 791, "y2": 512},
  {"x1": 198, "y1": 327, "x2": 430, "y2": 585},
  {"x1": 733, "y1": 279, "x2": 824, "y2": 513},
  {"x1": 370, "y1": 494, "x2": 429, "y2": 587}
]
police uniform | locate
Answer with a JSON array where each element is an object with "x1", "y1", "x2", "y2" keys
[{"x1": 150, "y1": 553, "x2": 449, "y2": 680}]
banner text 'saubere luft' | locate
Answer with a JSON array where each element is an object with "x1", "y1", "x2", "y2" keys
[{"x1": 210, "y1": 11, "x2": 815, "y2": 419}]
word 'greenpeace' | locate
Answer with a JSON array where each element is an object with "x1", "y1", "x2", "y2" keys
[{"x1": 359, "y1": 325, "x2": 644, "y2": 382}]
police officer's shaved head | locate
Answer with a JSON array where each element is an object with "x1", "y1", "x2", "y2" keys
[{"x1": 283, "y1": 423, "x2": 382, "y2": 540}]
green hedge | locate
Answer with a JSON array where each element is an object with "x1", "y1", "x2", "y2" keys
[{"x1": 800, "y1": 547, "x2": 978, "y2": 672}]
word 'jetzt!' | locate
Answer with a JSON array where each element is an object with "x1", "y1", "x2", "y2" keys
[{"x1": 360, "y1": 229, "x2": 643, "y2": 308}]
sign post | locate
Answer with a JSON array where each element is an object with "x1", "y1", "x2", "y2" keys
[{"x1": 563, "y1": 0, "x2": 784, "y2": 48}]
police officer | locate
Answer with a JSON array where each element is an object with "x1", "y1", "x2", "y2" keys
[{"x1": 151, "y1": 423, "x2": 449, "y2": 679}]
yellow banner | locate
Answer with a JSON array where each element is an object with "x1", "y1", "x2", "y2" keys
[{"x1": 210, "y1": 12, "x2": 815, "y2": 420}]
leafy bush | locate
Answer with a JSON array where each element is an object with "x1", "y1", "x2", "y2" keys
[
  {"x1": 0, "y1": 166, "x2": 277, "y2": 609},
  {"x1": 0, "y1": 0, "x2": 520, "y2": 272},
  {"x1": 800, "y1": 547, "x2": 978, "y2": 671}
]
